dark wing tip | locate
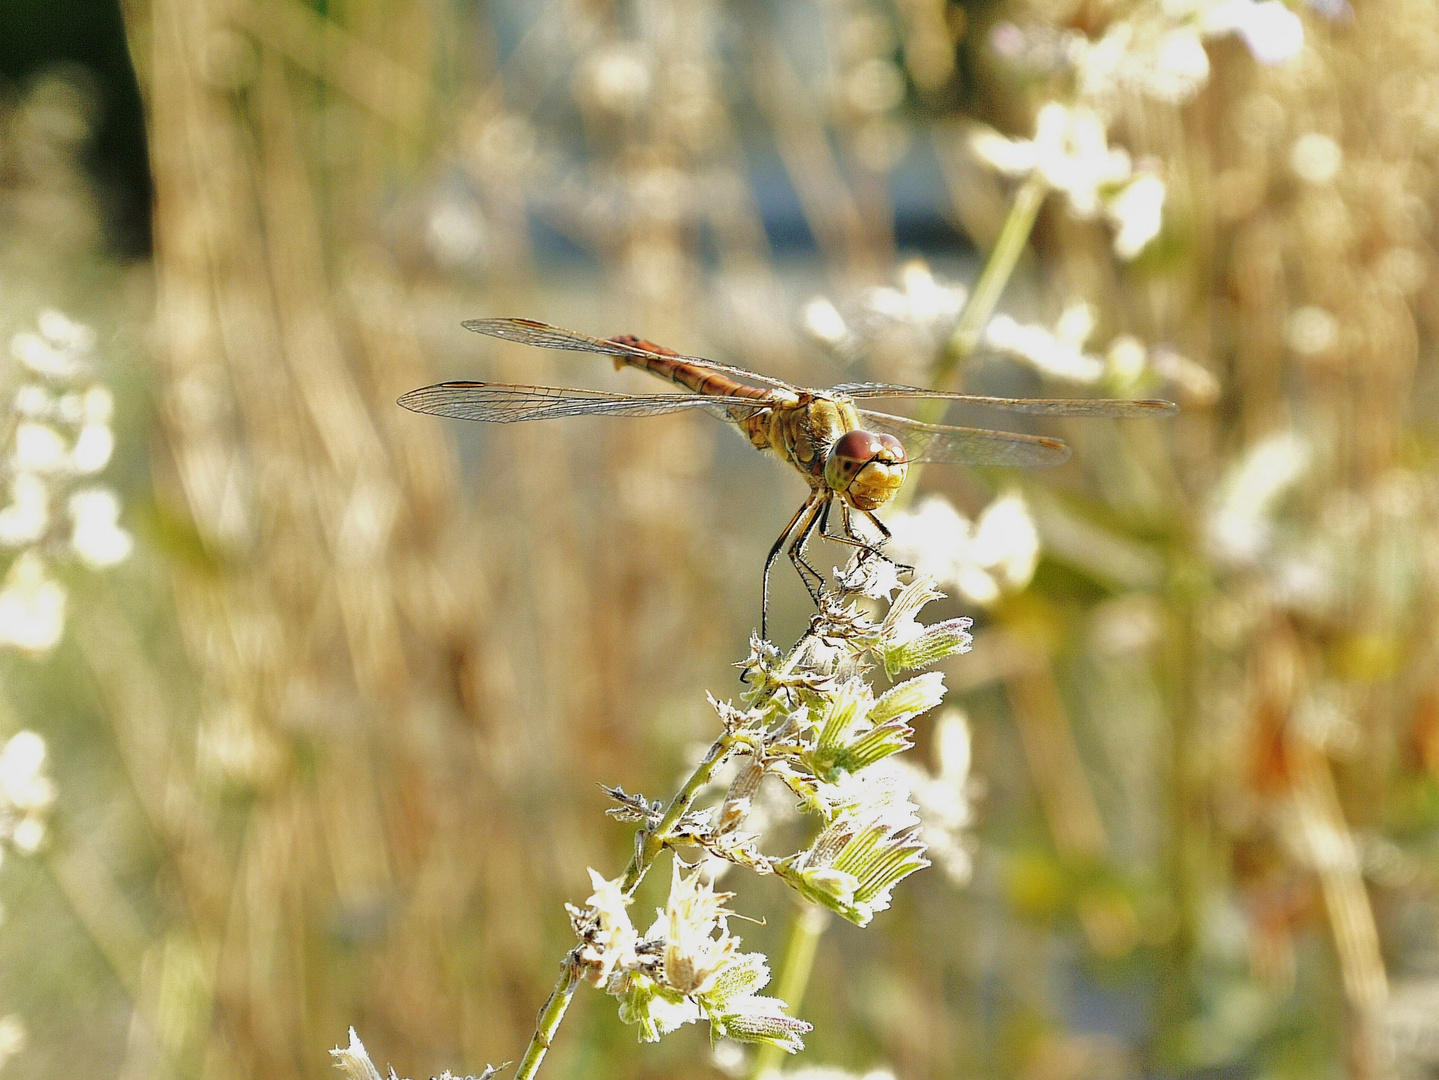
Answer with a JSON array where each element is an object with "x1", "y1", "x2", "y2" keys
[
  {"x1": 977, "y1": 430, "x2": 1071, "y2": 468},
  {"x1": 461, "y1": 316, "x2": 550, "y2": 334},
  {"x1": 1143, "y1": 399, "x2": 1180, "y2": 416}
]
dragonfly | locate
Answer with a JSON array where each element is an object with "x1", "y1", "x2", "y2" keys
[{"x1": 399, "y1": 318, "x2": 1177, "y2": 637}]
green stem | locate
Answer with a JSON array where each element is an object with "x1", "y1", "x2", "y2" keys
[
  {"x1": 622, "y1": 734, "x2": 736, "y2": 894},
  {"x1": 1153, "y1": 551, "x2": 1205, "y2": 1068},
  {"x1": 513, "y1": 956, "x2": 582, "y2": 1080},
  {"x1": 893, "y1": 169, "x2": 1049, "y2": 507},
  {"x1": 514, "y1": 733, "x2": 737, "y2": 1079},
  {"x1": 748, "y1": 904, "x2": 830, "y2": 1080},
  {"x1": 938, "y1": 171, "x2": 1049, "y2": 393}
]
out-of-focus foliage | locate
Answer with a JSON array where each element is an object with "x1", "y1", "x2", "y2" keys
[{"x1": 0, "y1": 0, "x2": 1437, "y2": 1078}]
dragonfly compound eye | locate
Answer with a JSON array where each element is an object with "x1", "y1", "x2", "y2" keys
[{"x1": 825, "y1": 430, "x2": 908, "y2": 511}]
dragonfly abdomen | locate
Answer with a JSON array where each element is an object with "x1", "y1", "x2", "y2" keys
[{"x1": 607, "y1": 334, "x2": 776, "y2": 404}]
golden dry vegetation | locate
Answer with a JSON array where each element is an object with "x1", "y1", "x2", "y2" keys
[{"x1": 2, "y1": 0, "x2": 1439, "y2": 1078}]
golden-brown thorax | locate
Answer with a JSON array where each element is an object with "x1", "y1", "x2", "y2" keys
[{"x1": 734, "y1": 394, "x2": 862, "y2": 486}]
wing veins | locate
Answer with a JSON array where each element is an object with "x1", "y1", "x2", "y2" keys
[
  {"x1": 835, "y1": 381, "x2": 1177, "y2": 418},
  {"x1": 463, "y1": 317, "x2": 797, "y2": 392},
  {"x1": 857, "y1": 409, "x2": 1072, "y2": 468},
  {"x1": 398, "y1": 381, "x2": 768, "y2": 423}
]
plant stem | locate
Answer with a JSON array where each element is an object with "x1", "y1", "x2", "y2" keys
[
  {"x1": 623, "y1": 733, "x2": 736, "y2": 893},
  {"x1": 1153, "y1": 551, "x2": 1203, "y2": 1068},
  {"x1": 750, "y1": 174, "x2": 1054, "y2": 1078},
  {"x1": 748, "y1": 903, "x2": 830, "y2": 1080},
  {"x1": 892, "y1": 171, "x2": 1049, "y2": 510},
  {"x1": 514, "y1": 733, "x2": 737, "y2": 1079},
  {"x1": 938, "y1": 171, "x2": 1049, "y2": 393},
  {"x1": 513, "y1": 956, "x2": 582, "y2": 1080}
]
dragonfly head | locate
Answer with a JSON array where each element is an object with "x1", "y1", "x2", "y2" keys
[{"x1": 825, "y1": 429, "x2": 907, "y2": 511}]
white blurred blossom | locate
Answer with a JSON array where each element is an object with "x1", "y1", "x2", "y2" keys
[
  {"x1": 971, "y1": 104, "x2": 1166, "y2": 259},
  {"x1": 899, "y1": 709, "x2": 976, "y2": 884},
  {"x1": 0, "y1": 554, "x2": 65, "y2": 654},
  {"x1": 802, "y1": 297, "x2": 849, "y2": 346},
  {"x1": 984, "y1": 304, "x2": 1105, "y2": 383},
  {"x1": 0, "y1": 311, "x2": 131, "y2": 655},
  {"x1": 12, "y1": 423, "x2": 67, "y2": 473},
  {"x1": 0, "y1": 1015, "x2": 23, "y2": 1072},
  {"x1": 1207, "y1": 431, "x2": 1310, "y2": 563},
  {"x1": 581, "y1": 45, "x2": 653, "y2": 116},
  {"x1": 68, "y1": 488, "x2": 133, "y2": 568},
  {"x1": 984, "y1": 306, "x2": 1217, "y2": 402},
  {"x1": 973, "y1": 104, "x2": 1129, "y2": 215},
  {"x1": 1290, "y1": 133, "x2": 1342, "y2": 184},
  {"x1": 800, "y1": 260, "x2": 967, "y2": 375},
  {"x1": 1072, "y1": 23, "x2": 1212, "y2": 103},
  {"x1": 0, "y1": 475, "x2": 50, "y2": 546},
  {"x1": 1199, "y1": 0, "x2": 1305, "y2": 61},
  {"x1": 1286, "y1": 306, "x2": 1339, "y2": 356},
  {"x1": 82, "y1": 385, "x2": 113, "y2": 424},
  {"x1": 11, "y1": 333, "x2": 78, "y2": 381},
  {"x1": 0, "y1": 730, "x2": 54, "y2": 855},
  {"x1": 997, "y1": 0, "x2": 1303, "y2": 108},
  {"x1": 886, "y1": 492, "x2": 1040, "y2": 605},
  {"x1": 70, "y1": 423, "x2": 114, "y2": 474},
  {"x1": 1107, "y1": 172, "x2": 1166, "y2": 259}
]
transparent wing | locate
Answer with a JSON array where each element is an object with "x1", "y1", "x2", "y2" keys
[
  {"x1": 463, "y1": 317, "x2": 799, "y2": 392},
  {"x1": 858, "y1": 409, "x2": 1072, "y2": 468},
  {"x1": 835, "y1": 381, "x2": 1177, "y2": 418},
  {"x1": 398, "y1": 381, "x2": 767, "y2": 423}
]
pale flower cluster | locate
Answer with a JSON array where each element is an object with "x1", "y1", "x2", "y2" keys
[
  {"x1": 0, "y1": 310, "x2": 132, "y2": 654},
  {"x1": 562, "y1": 561, "x2": 973, "y2": 1055},
  {"x1": 979, "y1": 0, "x2": 1304, "y2": 263},
  {"x1": 580, "y1": 862, "x2": 810, "y2": 1050},
  {"x1": 332, "y1": 1027, "x2": 500, "y2": 1080},
  {"x1": 801, "y1": 260, "x2": 968, "y2": 377},
  {"x1": 971, "y1": 103, "x2": 1166, "y2": 261},
  {"x1": 0, "y1": 731, "x2": 54, "y2": 859},
  {"x1": 1070, "y1": 0, "x2": 1303, "y2": 105},
  {"x1": 885, "y1": 493, "x2": 1040, "y2": 607},
  {"x1": 984, "y1": 303, "x2": 1107, "y2": 384},
  {"x1": 983, "y1": 302, "x2": 1220, "y2": 403},
  {"x1": 993, "y1": 0, "x2": 1303, "y2": 107}
]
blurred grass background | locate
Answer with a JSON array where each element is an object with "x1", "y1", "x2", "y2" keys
[{"x1": 1, "y1": 0, "x2": 1438, "y2": 1077}]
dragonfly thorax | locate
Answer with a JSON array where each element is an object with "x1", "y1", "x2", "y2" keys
[{"x1": 824, "y1": 429, "x2": 908, "y2": 511}]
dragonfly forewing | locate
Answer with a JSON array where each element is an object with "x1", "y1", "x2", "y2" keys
[
  {"x1": 857, "y1": 409, "x2": 1072, "y2": 468},
  {"x1": 398, "y1": 381, "x2": 768, "y2": 424},
  {"x1": 834, "y1": 382, "x2": 1179, "y2": 418}
]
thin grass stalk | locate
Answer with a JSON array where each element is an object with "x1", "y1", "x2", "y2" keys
[
  {"x1": 748, "y1": 904, "x2": 829, "y2": 1080},
  {"x1": 940, "y1": 171, "x2": 1049, "y2": 381}
]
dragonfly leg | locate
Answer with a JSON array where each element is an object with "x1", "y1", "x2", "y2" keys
[
  {"x1": 854, "y1": 508, "x2": 913, "y2": 574},
  {"x1": 763, "y1": 495, "x2": 819, "y2": 640},
  {"x1": 820, "y1": 503, "x2": 884, "y2": 558},
  {"x1": 817, "y1": 505, "x2": 912, "y2": 577},
  {"x1": 787, "y1": 497, "x2": 828, "y2": 604}
]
